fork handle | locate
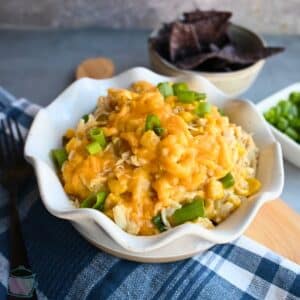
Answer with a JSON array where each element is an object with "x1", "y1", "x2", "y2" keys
[{"x1": 9, "y1": 189, "x2": 37, "y2": 300}]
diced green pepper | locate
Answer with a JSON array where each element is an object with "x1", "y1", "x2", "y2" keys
[
  {"x1": 152, "y1": 213, "x2": 167, "y2": 232},
  {"x1": 157, "y1": 82, "x2": 173, "y2": 98},
  {"x1": 89, "y1": 127, "x2": 107, "y2": 148},
  {"x1": 220, "y1": 172, "x2": 235, "y2": 188},
  {"x1": 169, "y1": 197, "x2": 205, "y2": 226},
  {"x1": 51, "y1": 148, "x2": 68, "y2": 168},
  {"x1": 86, "y1": 141, "x2": 102, "y2": 155}
]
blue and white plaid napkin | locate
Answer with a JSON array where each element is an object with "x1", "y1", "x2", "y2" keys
[{"x1": 0, "y1": 87, "x2": 299, "y2": 300}]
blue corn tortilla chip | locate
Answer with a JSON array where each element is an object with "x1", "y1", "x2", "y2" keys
[{"x1": 149, "y1": 9, "x2": 284, "y2": 72}]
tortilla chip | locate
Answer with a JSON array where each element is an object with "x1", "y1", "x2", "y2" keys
[
  {"x1": 176, "y1": 44, "x2": 284, "y2": 70},
  {"x1": 149, "y1": 9, "x2": 284, "y2": 72}
]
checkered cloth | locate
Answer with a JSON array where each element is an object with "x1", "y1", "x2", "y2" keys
[{"x1": 0, "y1": 87, "x2": 299, "y2": 300}]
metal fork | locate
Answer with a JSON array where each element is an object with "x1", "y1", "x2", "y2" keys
[{"x1": 0, "y1": 117, "x2": 37, "y2": 299}]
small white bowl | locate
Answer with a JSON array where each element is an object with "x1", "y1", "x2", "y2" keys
[
  {"x1": 24, "y1": 67, "x2": 284, "y2": 262},
  {"x1": 257, "y1": 83, "x2": 300, "y2": 168},
  {"x1": 149, "y1": 23, "x2": 265, "y2": 97}
]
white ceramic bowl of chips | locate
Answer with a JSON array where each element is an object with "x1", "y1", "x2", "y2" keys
[{"x1": 24, "y1": 67, "x2": 284, "y2": 262}]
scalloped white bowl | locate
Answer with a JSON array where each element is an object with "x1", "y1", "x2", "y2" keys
[{"x1": 24, "y1": 67, "x2": 284, "y2": 262}]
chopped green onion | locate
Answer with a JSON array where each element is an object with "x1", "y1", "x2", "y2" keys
[
  {"x1": 86, "y1": 141, "x2": 102, "y2": 155},
  {"x1": 277, "y1": 117, "x2": 289, "y2": 131},
  {"x1": 157, "y1": 82, "x2": 173, "y2": 98},
  {"x1": 153, "y1": 126, "x2": 165, "y2": 136},
  {"x1": 264, "y1": 92, "x2": 300, "y2": 143},
  {"x1": 82, "y1": 114, "x2": 89, "y2": 123},
  {"x1": 80, "y1": 194, "x2": 95, "y2": 208},
  {"x1": 51, "y1": 148, "x2": 68, "y2": 168},
  {"x1": 194, "y1": 92, "x2": 206, "y2": 100},
  {"x1": 177, "y1": 90, "x2": 197, "y2": 103},
  {"x1": 80, "y1": 191, "x2": 108, "y2": 211},
  {"x1": 89, "y1": 127, "x2": 107, "y2": 148},
  {"x1": 218, "y1": 108, "x2": 225, "y2": 116},
  {"x1": 220, "y1": 172, "x2": 235, "y2": 189},
  {"x1": 290, "y1": 118, "x2": 300, "y2": 129},
  {"x1": 173, "y1": 82, "x2": 189, "y2": 95},
  {"x1": 169, "y1": 197, "x2": 205, "y2": 226},
  {"x1": 194, "y1": 102, "x2": 212, "y2": 117},
  {"x1": 176, "y1": 90, "x2": 207, "y2": 103},
  {"x1": 145, "y1": 114, "x2": 164, "y2": 136},
  {"x1": 93, "y1": 191, "x2": 108, "y2": 210},
  {"x1": 289, "y1": 92, "x2": 300, "y2": 105},
  {"x1": 285, "y1": 127, "x2": 299, "y2": 141},
  {"x1": 152, "y1": 213, "x2": 167, "y2": 232}
]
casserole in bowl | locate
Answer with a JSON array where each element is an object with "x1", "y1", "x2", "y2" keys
[{"x1": 24, "y1": 67, "x2": 284, "y2": 262}]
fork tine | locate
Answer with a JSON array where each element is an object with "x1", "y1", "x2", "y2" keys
[
  {"x1": 13, "y1": 118, "x2": 24, "y2": 146},
  {"x1": 1, "y1": 118, "x2": 16, "y2": 166},
  {"x1": 7, "y1": 118, "x2": 19, "y2": 157},
  {"x1": 0, "y1": 120, "x2": 6, "y2": 167},
  {"x1": 11, "y1": 118, "x2": 25, "y2": 163},
  {"x1": 0, "y1": 119, "x2": 10, "y2": 167}
]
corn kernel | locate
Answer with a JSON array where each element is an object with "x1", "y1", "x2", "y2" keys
[
  {"x1": 206, "y1": 179, "x2": 224, "y2": 200},
  {"x1": 179, "y1": 111, "x2": 195, "y2": 123},
  {"x1": 237, "y1": 143, "x2": 246, "y2": 156},
  {"x1": 247, "y1": 178, "x2": 261, "y2": 196}
]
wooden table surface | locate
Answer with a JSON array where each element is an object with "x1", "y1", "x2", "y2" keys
[{"x1": 246, "y1": 200, "x2": 300, "y2": 264}]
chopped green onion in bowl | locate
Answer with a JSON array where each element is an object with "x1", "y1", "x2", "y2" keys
[
  {"x1": 194, "y1": 102, "x2": 211, "y2": 117},
  {"x1": 152, "y1": 213, "x2": 167, "y2": 232},
  {"x1": 220, "y1": 172, "x2": 235, "y2": 189},
  {"x1": 173, "y1": 82, "x2": 188, "y2": 95},
  {"x1": 157, "y1": 82, "x2": 173, "y2": 98},
  {"x1": 80, "y1": 191, "x2": 108, "y2": 211},
  {"x1": 263, "y1": 91, "x2": 300, "y2": 144},
  {"x1": 51, "y1": 148, "x2": 68, "y2": 168},
  {"x1": 89, "y1": 127, "x2": 107, "y2": 148},
  {"x1": 169, "y1": 197, "x2": 205, "y2": 226},
  {"x1": 145, "y1": 114, "x2": 164, "y2": 136},
  {"x1": 177, "y1": 90, "x2": 197, "y2": 103},
  {"x1": 86, "y1": 141, "x2": 102, "y2": 155}
]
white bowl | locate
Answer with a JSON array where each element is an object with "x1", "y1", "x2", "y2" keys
[
  {"x1": 24, "y1": 67, "x2": 284, "y2": 262},
  {"x1": 149, "y1": 24, "x2": 265, "y2": 97},
  {"x1": 256, "y1": 83, "x2": 300, "y2": 168}
]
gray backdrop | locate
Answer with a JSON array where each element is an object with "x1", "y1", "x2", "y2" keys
[{"x1": 0, "y1": 0, "x2": 299, "y2": 34}]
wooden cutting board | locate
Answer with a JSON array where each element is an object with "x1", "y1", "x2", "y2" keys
[{"x1": 246, "y1": 200, "x2": 300, "y2": 264}]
